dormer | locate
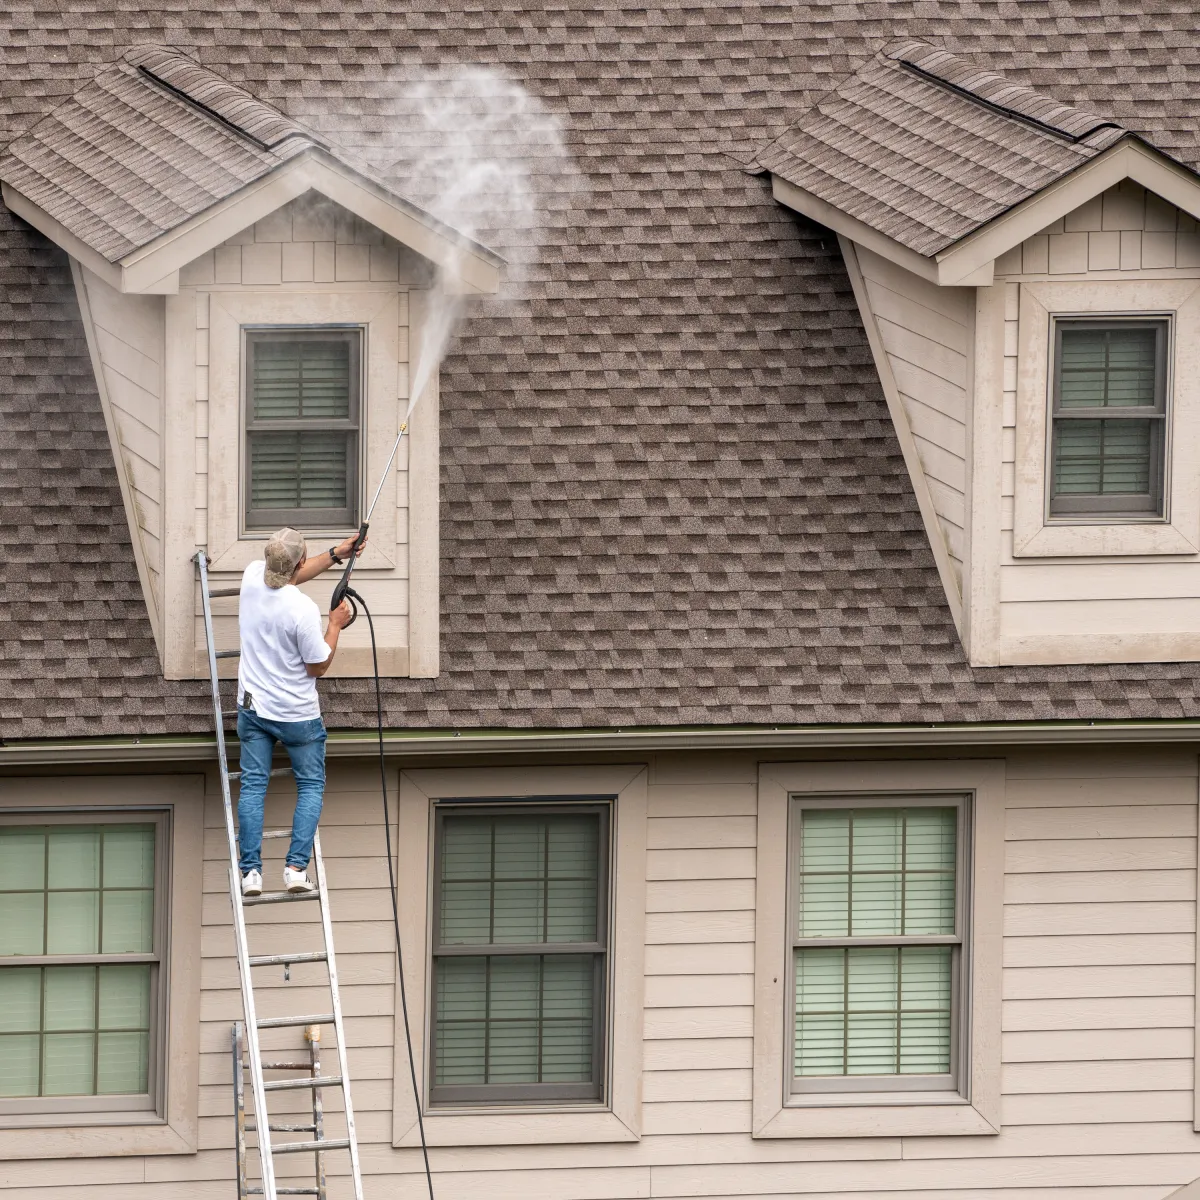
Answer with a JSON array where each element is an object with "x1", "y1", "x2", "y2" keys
[
  {"x1": 760, "y1": 41, "x2": 1200, "y2": 667},
  {"x1": 0, "y1": 47, "x2": 501, "y2": 680}
]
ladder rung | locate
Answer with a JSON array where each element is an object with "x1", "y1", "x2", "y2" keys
[
  {"x1": 245, "y1": 1121, "x2": 317, "y2": 1133},
  {"x1": 257, "y1": 1013, "x2": 334, "y2": 1030},
  {"x1": 229, "y1": 768, "x2": 295, "y2": 783},
  {"x1": 260, "y1": 1060, "x2": 315, "y2": 1070},
  {"x1": 206, "y1": 586, "x2": 242, "y2": 598},
  {"x1": 249, "y1": 951, "x2": 328, "y2": 967},
  {"x1": 214, "y1": 648, "x2": 240, "y2": 659},
  {"x1": 262, "y1": 1073, "x2": 342, "y2": 1092},
  {"x1": 273, "y1": 1137, "x2": 351, "y2": 1155},
  {"x1": 242, "y1": 889, "x2": 320, "y2": 907},
  {"x1": 261, "y1": 827, "x2": 295, "y2": 838},
  {"x1": 247, "y1": 1189, "x2": 320, "y2": 1196}
]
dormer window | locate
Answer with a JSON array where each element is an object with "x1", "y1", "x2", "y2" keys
[
  {"x1": 244, "y1": 329, "x2": 362, "y2": 531},
  {"x1": 1049, "y1": 319, "x2": 1169, "y2": 520}
]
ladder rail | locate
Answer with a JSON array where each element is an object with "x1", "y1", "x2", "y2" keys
[
  {"x1": 197, "y1": 551, "x2": 277, "y2": 1200},
  {"x1": 313, "y1": 830, "x2": 365, "y2": 1199}
]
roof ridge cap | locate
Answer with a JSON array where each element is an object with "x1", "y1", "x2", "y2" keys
[
  {"x1": 883, "y1": 38, "x2": 1124, "y2": 146},
  {"x1": 124, "y1": 44, "x2": 322, "y2": 153}
]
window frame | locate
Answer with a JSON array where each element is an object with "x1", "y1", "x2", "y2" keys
[
  {"x1": 242, "y1": 325, "x2": 363, "y2": 532},
  {"x1": 1047, "y1": 316, "x2": 1170, "y2": 520},
  {"x1": 0, "y1": 810, "x2": 169, "y2": 1119},
  {"x1": 428, "y1": 801, "x2": 612, "y2": 1108},
  {"x1": 786, "y1": 793, "x2": 971, "y2": 1100}
]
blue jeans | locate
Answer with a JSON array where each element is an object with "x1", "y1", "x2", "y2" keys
[{"x1": 236, "y1": 707, "x2": 327, "y2": 874}]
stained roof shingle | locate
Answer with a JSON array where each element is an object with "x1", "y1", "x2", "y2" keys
[{"x1": 757, "y1": 40, "x2": 1130, "y2": 257}]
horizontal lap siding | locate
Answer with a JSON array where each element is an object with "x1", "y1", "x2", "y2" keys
[{"x1": 17, "y1": 750, "x2": 1200, "y2": 1199}]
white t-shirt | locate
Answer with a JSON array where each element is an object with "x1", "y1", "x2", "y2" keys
[{"x1": 237, "y1": 560, "x2": 330, "y2": 722}]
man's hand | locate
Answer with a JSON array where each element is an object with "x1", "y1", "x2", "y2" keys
[
  {"x1": 327, "y1": 598, "x2": 354, "y2": 629},
  {"x1": 334, "y1": 531, "x2": 368, "y2": 560}
]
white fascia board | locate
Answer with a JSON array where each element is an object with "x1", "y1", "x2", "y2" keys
[
  {"x1": 305, "y1": 153, "x2": 503, "y2": 294},
  {"x1": 1, "y1": 181, "x2": 123, "y2": 289},
  {"x1": 115, "y1": 150, "x2": 503, "y2": 295},
  {"x1": 935, "y1": 138, "x2": 1200, "y2": 285},
  {"x1": 771, "y1": 175, "x2": 941, "y2": 284}
]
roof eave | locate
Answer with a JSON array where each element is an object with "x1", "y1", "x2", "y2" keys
[{"x1": 6, "y1": 147, "x2": 505, "y2": 296}]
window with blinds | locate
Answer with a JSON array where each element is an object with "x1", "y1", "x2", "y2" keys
[
  {"x1": 1049, "y1": 319, "x2": 1169, "y2": 518},
  {"x1": 789, "y1": 800, "x2": 966, "y2": 1094},
  {"x1": 430, "y1": 804, "x2": 610, "y2": 1106},
  {"x1": 244, "y1": 329, "x2": 361, "y2": 530},
  {"x1": 0, "y1": 820, "x2": 162, "y2": 1110}
]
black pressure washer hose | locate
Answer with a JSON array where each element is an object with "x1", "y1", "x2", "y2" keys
[{"x1": 339, "y1": 581, "x2": 435, "y2": 1200}]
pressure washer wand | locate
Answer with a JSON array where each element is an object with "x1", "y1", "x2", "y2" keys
[{"x1": 329, "y1": 421, "x2": 408, "y2": 621}]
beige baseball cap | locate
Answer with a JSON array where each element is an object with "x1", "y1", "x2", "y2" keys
[{"x1": 264, "y1": 527, "x2": 307, "y2": 588}]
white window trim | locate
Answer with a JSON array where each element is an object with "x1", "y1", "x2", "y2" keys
[
  {"x1": 206, "y1": 289, "x2": 401, "y2": 573},
  {"x1": 753, "y1": 760, "x2": 1003, "y2": 1139},
  {"x1": 1014, "y1": 278, "x2": 1200, "y2": 557},
  {"x1": 391, "y1": 764, "x2": 647, "y2": 1148},
  {"x1": 0, "y1": 775, "x2": 203, "y2": 1160}
]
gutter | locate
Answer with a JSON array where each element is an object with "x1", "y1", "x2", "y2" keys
[{"x1": 2, "y1": 720, "x2": 1200, "y2": 766}]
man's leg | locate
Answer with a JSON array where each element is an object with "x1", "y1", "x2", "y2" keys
[
  {"x1": 279, "y1": 717, "x2": 327, "y2": 872},
  {"x1": 236, "y1": 708, "x2": 275, "y2": 874}
]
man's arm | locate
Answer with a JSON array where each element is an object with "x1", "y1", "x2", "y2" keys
[
  {"x1": 292, "y1": 531, "x2": 368, "y2": 586},
  {"x1": 306, "y1": 599, "x2": 354, "y2": 678}
]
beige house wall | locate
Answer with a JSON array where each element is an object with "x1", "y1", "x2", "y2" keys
[{"x1": 6, "y1": 744, "x2": 1200, "y2": 1197}]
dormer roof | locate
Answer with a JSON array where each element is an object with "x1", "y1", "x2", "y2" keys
[
  {"x1": 0, "y1": 47, "x2": 502, "y2": 294},
  {"x1": 758, "y1": 41, "x2": 1200, "y2": 286}
]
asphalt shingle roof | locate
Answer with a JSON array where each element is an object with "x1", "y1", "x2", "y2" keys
[
  {"x1": 2, "y1": 3, "x2": 1200, "y2": 739},
  {"x1": 756, "y1": 40, "x2": 1130, "y2": 257}
]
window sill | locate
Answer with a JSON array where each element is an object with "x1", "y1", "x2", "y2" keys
[
  {"x1": 0, "y1": 1114, "x2": 194, "y2": 1160},
  {"x1": 754, "y1": 1099, "x2": 998, "y2": 1139},
  {"x1": 1013, "y1": 519, "x2": 1197, "y2": 557},
  {"x1": 396, "y1": 1107, "x2": 638, "y2": 1148}
]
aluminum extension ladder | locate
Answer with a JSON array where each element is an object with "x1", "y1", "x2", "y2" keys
[{"x1": 195, "y1": 551, "x2": 364, "y2": 1200}]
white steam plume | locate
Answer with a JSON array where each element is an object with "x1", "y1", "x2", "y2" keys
[{"x1": 382, "y1": 67, "x2": 575, "y2": 418}]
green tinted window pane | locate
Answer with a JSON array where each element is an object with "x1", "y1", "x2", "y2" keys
[
  {"x1": 44, "y1": 965, "x2": 96, "y2": 1031},
  {"x1": 0, "y1": 831, "x2": 45, "y2": 891},
  {"x1": 97, "y1": 1031, "x2": 149, "y2": 1094},
  {"x1": 850, "y1": 872, "x2": 901, "y2": 937},
  {"x1": 851, "y1": 810, "x2": 902, "y2": 872},
  {"x1": 0, "y1": 893, "x2": 45, "y2": 955},
  {"x1": 99, "y1": 965, "x2": 151, "y2": 1031},
  {"x1": 546, "y1": 878, "x2": 597, "y2": 942},
  {"x1": 904, "y1": 874, "x2": 956, "y2": 935},
  {"x1": 253, "y1": 339, "x2": 351, "y2": 421},
  {"x1": 46, "y1": 891, "x2": 99, "y2": 955},
  {"x1": 440, "y1": 881, "x2": 492, "y2": 945},
  {"x1": 798, "y1": 874, "x2": 849, "y2": 938},
  {"x1": 488, "y1": 955, "x2": 540, "y2": 1021},
  {"x1": 797, "y1": 810, "x2": 850, "y2": 938},
  {"x1": 103, "y1": 827, "x2": 154, "y2": 889},
  {"x1": 491, "y1": 880, "x2": 543, "y2": 943},
  {"x1": 846, "y1": 947, "x2": 899, "y2": 1074},
  {"x1": 1053, "y1": 418, "x2": 1153, "y2": 497},
  {"x1": 0, "y1": 1035, "x2": 41, "y2": 1096},
  {"x1": 487, "y1": 955, "x2": 541, "y2": 1082},
  {"x1": 102, "y1": 890, "x2": 154, "y2": 953},
  {"x1": 899, "y1": 947, "x2": 952, "y2": 1074},
  {"x1": 42, "y1": 1032, "x2": 95, "y2": 1095},
  {"x1": 492, "y1": 819, "x2": 545, "y2": 880},
  {"x1": 0, "y1": 968, "x2": 42, "y2": 1032},
  {"x1": 905, "y1": 809, "x2": 956, "y2": 871},
  {"x1": 542, "y1": 955, "x2": 593, "y2": 1081},
  {"x1": 46, "y1": 829, "x2": 100, "y2": 890},
  {"x1": 1059, "y1": 326, "x2": 1158, "y2": 408},
  {"x1": 794, "y1": 947, "x2": 846, "y2": 1076},
  {"x1": 487, "y1": 1020, "x2": 539, "y2": 1083},
  {"x1": 250, "y1": 432, "x2": 349, "y2": 511},
  {"x1": 434, "y1": 956, "x2": 486, "y2": 1085},
  {"x1": 440, "y1": 819, "x2": 492, "y2": 882}
]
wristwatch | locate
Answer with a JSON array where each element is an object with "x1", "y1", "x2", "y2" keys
[{"x1": 328, "y1": 546, "x2": 344, "y2": 565}]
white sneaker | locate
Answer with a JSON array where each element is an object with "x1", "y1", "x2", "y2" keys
[
  {"x1": 283, "y1": 866, "x2": 315, "y2": 894},
  {"x1": 241, "y1": 869, "x2": 263, "y2": 897}
]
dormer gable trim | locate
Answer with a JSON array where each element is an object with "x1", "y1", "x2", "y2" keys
[{"x1": 0, "y1": 45, "x2": 503, "y2": 296}]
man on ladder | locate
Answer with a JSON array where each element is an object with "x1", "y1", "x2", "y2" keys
[{"x1": 236, "y1": 526, "x2": 365, "y2": 898}]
